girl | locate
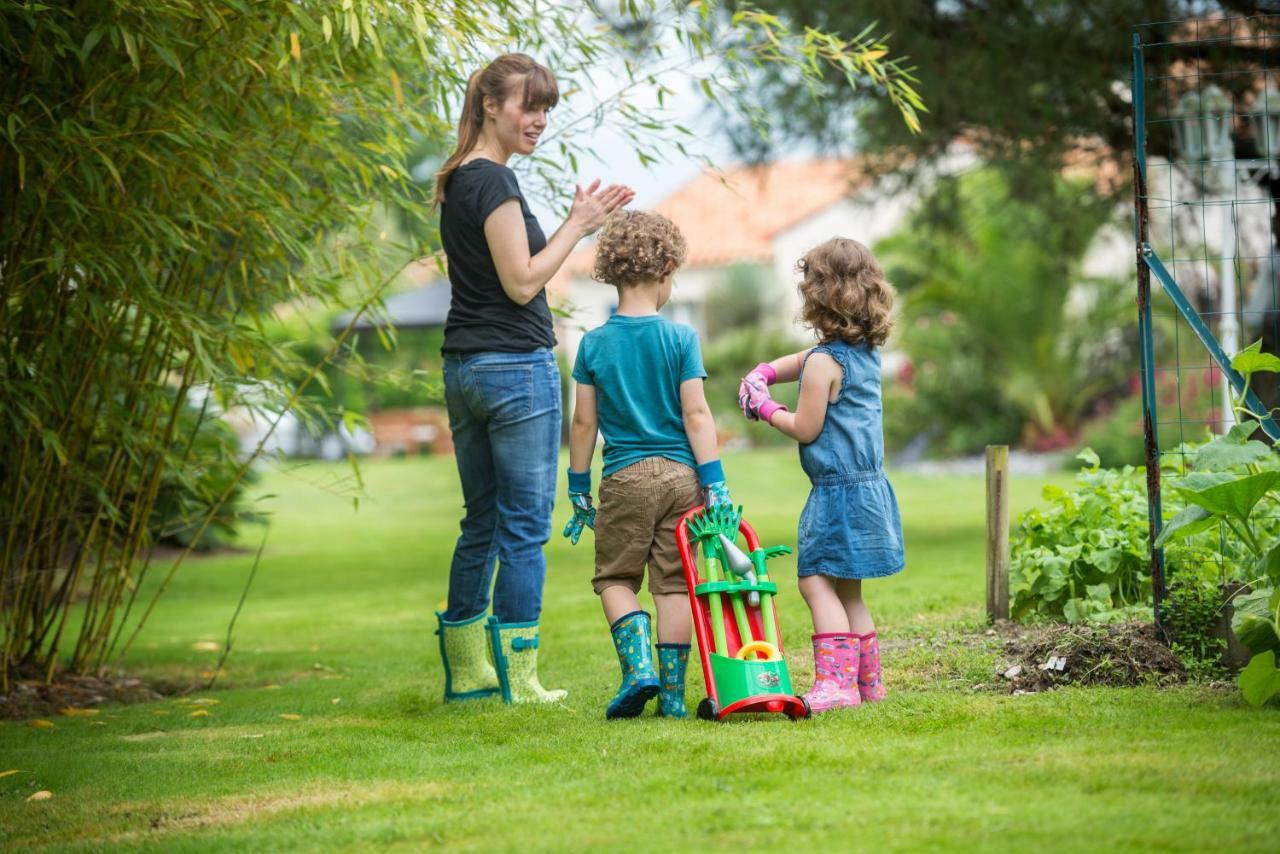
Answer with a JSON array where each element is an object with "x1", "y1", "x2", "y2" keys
[{"x1": 738, "y1": 237, "x2": 904, "y2": 712}]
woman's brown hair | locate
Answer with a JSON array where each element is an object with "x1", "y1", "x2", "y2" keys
[
  {"x1": 797, "y1": 237, "x2": 894, "y2": 347},
  {"x1": 432, "y1": 54, "x2": 559, "y2": 209}
]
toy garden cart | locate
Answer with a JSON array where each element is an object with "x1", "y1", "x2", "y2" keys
[{"x1": 676, "y1": 504, "x2": 810, "y2": 722}]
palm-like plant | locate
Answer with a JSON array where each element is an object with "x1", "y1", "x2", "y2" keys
[{"x1": 878, "y1": 169, "x2": 1133, "y2": 449}]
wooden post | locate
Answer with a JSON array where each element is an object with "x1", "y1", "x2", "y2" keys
[{"x1": 985, "y1": 445, "x2": 1010, "y2": 622}]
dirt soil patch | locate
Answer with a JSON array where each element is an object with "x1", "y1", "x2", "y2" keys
[
  {"x1": 997, "y1": 621, "x2": 1185, "y2": 693},
  {"x1": 0, "y1": 671, "x2": 179, "y2": 720}
]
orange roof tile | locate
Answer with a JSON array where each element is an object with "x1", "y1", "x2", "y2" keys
[{"x1": 564, "y1": 158, "x2": 866, "y2": 277}]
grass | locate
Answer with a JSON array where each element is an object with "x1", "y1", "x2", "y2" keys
[{"x1": 2, "y1": 449, "x2": 1278, "y2": 851}]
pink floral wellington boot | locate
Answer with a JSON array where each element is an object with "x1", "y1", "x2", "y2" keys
[
  {"x1": 856, "y1": 631, "x2": 887, "y2": 702},
  {"x1": 803, "y1": 632, "x2": 861, "y2": 713}
]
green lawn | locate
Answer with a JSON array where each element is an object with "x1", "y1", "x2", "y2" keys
[{"x1": 2, "y1": 450, "x2": 1278, "y2": 851}]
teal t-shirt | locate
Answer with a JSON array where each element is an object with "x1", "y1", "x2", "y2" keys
[{"x1": 571, "y1": 314, "x2": 707, "y2": 476}]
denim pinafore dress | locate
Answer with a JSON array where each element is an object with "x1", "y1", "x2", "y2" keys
[{"x1": 796, "y1": 341, "x2": 905, "y2": 579}]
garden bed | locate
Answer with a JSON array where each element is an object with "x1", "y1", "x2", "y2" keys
[
  {"x1": 996, "y1": 621, "x2": 1185, "y2": 693},
  {"x1": 0, "y1": 670, "x2": 177, "y2": 721}
]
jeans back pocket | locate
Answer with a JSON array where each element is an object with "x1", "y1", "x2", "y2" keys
[{"x1": 471, "y1": 364, "x2": 533, "y2": 423}]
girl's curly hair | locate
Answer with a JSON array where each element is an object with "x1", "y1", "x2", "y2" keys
[
  {"x1": 592, "y1": 210, "x2": 687, "y2": 287},
  {"x1": 797, "y1": 237, "x2": 894, "y2": 347}
]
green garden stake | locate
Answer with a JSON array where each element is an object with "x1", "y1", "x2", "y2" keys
[
  {"x1": 715, "y1": 533, "x2": 756, "y2": 642},
  {"x1": 700, "y1": 537, "x2": 729, "y2": 657},
  {"x1": 748, "y1": 545, "x2": 790, "y2": 650}
]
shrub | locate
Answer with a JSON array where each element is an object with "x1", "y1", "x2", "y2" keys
[
  {"x1": 150, "y1": 403, "x2": 262, "y2": 552},
  {"x1": 1159, "y1": 579, "x2": 1226, "y2": 682}
]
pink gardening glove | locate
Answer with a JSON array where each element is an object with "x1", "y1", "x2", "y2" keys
[
  {"x1": 738, "y1": 362, "x2": 777, "y2": 421},
  {"x1": 756, "y1": 397, "x2": 788, "y2": 423}
]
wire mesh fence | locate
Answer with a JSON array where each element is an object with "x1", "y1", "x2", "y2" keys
[{"x1": 1133, "y1": 15, "x2": 1280, "y2": 609}]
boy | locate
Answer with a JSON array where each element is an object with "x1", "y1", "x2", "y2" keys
[{"x1": 563, "y1": 209, "x2": 731, "y2": 719}]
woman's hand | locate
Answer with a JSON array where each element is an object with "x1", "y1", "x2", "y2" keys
[{"x1": 568, "y1": 179, "x2": 634, "y2": 235}]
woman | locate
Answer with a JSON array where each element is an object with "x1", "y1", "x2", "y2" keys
[{"x1": 433, "y1": 54, "x2": 633, "y2": 704}]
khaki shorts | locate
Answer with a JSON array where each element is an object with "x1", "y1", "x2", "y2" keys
[{"x1": 593, "y1": 456, "x2": 701, "y2": 596}]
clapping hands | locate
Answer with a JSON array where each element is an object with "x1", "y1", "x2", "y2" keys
[{"x1": 569, "y1": 179, "x2": 635, "y2": 235}]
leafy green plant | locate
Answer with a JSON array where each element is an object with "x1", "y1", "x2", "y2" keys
[
  {"x1": 1154, "y1": 341, "x2": 1280, "y2": 706},
  {"x1": 1232, "y1": 585, "x2": 1280, "y2": 705},
  {"x1": 1010, "y1": 449, "x2": 1153, "y2": 624},
  {"x1": 1009, "y1": 444, "x2": 1254, "y2": 628}
]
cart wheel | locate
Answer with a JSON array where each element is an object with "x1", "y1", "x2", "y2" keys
[
  {"x1": 696, "y1": 697, "x2": 719, "y2": 721},
  {"x1": 788, "y1": 696, "x2": 812, "y2": 720}
]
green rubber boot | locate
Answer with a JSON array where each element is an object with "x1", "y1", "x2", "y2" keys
[
  {"x1": 487, "y1": 618, "x2": 568, "y2": 704},
  {"x1": 435, "y1": 611, "x2": 500, "y2": 701}
]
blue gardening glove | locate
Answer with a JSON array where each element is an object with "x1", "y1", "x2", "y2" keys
[
  {"x1": 696, "y1": 460, "x2": 732, "y2": 508},
  {"x1": 563, "y1": 469, "x2": 596, "y2": 545}
]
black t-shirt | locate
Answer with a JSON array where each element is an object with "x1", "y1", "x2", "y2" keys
[{"x1": 439, "y1": 159, "x2": 556, "y2": 354}]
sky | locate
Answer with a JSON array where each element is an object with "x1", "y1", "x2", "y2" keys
[{"x1": 518, "y1": 67, "x2": 740, "y2": 229}]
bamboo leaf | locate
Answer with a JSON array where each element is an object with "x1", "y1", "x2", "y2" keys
[
  {"x1": 390, "y1": 69, "x2": 403, "y2": 106},
  {"x1": 120, "y1": 26, "x2": 140, "y2": 72}
]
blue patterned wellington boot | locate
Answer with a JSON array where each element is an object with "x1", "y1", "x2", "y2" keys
[
  {"x1": 656, "y1": 643, "x2": 690, "y2": 718},
  {"x1": 606, "y1": 611, "x2": 660, "y2": 719}
]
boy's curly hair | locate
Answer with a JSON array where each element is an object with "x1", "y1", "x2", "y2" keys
[
  {"x1": 797, "y1": 237, "x2": 894, "y2": 347},
  {"x1": 592, "y1": 210, "x2": 687, "y2": 287}
]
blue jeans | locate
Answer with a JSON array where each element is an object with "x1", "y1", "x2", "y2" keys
[{"x1": 442, "y1": 348, "x2": 560, "y2": 624}]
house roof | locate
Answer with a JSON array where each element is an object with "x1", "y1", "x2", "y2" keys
[
  {"x1": 562, "y1": 158, "x2": 866, "y2": 278},
  {"x1": 331, "y1": 280, "x2": 451, "y2": 331}
]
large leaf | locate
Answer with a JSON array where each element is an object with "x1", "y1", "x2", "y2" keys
[
  {"x1": 1075, "y1": 448, "x2": 1100, "y2": 471},
  {"x1": 1085, "y1": 582, "x2": 1112, "y2": 604},
  {"x1": 1063, "y1": 597, "x2": 1099, "y2": 625},
  {"x1": 1174, "y1": 471, "x2": 1280, "y2": 525},
  {"x1": 1173, "y1": 472, "x2": 1237, "y2": 492},
  {"x1": 1254, "y1": 544, "x2": 1280, "y2": 587},
  {"x1": 1231, "y1": 339, "x2": 1280, "y2": 377},
  {"x1": 1234, "y1": 614, "x2": 1280, "y2": 655},
  {"x1": 1154, "y1": 504, "x2": 1214, "y2": 548},
  {"x1": 1192, "y1": 421, "x2": 1276, "y2": 472},
  {"x1": 1230, "y1": 587, "x2": 1280, "y2": 655},
  {"x1": 1238, "y1": 650, "x2": 1280, "y2": 707}
]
